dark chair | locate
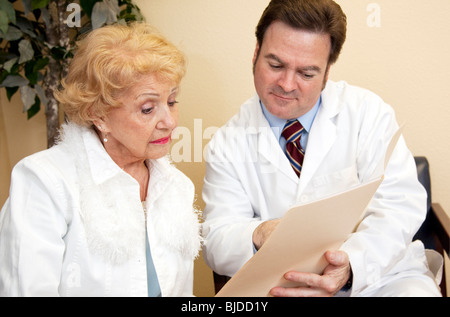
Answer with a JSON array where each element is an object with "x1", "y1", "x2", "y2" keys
[
  {"x1": 213, "y1": 156, "x2": 450, "y2": 296},
  {"x1": 413, "y1": 156, "x2": 449, "y2": 296}
]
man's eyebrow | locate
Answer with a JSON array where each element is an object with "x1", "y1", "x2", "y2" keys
[
  {"x1": 264, "y1": 53, "x2": 322, "y2": 72},
  {"x1": 300, "y1": 65, "x2": 321, "y2": 72},
  {"x1": 265, "y1": 53, "x2": 284, "y2": 64}
]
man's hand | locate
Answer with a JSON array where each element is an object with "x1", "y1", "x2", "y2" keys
[
  {"x1": 252, "y1": 219, "x2": 281, "y2": 250},
  {"x1": 270, "y1": 250, "x2": 352, "y2": 297}
]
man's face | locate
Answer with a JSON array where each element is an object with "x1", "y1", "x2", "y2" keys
[{"x1": 253, "y1": 21, "x2": 331, "y2": 120}]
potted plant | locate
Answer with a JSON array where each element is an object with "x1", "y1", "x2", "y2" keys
[{"x1": 0, "y1": 0, "x2": 144, "y2": 147}]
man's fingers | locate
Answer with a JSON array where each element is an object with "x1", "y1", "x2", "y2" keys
[
  {"x1": 270, "y1": 285, "x2": 329, "y2": 297},
  {"x1": 325, "y1": 250, "x2": 349, "y2": 266},
  {"x1": 270, "y1": 272, "x2": 334, "y2": 297},
  {"x1": 252, "y1": 219, "x2": 280, "y2": 250},
  {"x1": 284, "y1": 271, "x2": 320, "y2": 287},
  {"x1": 268, "y1": 251, "x2": 351, "y2": 297}
]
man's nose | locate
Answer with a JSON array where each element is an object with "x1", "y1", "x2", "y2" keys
[{"x1": 277, "y1": 71, "x2": 297, "y2": 94}]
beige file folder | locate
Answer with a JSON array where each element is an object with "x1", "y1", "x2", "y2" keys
[{"x1": 216, "y1": 126, "x2": 403, "y2": 297}]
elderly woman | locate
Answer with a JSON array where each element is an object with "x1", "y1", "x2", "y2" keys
[{"x1": 0, "y1": 23, "x2": 201, "y2": 296}]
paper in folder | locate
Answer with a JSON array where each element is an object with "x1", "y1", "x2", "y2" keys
[{"x1": 216, "y1": 126, "x2": 403, "y2": 297}]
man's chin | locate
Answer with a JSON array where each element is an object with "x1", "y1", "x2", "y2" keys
[{"x1": 265, "y1": 102, "x2": 299, "y2": 120}]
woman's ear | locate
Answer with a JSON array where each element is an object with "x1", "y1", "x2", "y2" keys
[
  {"x1": 92, "y1": 118, "x2": 111, "y2": 144},
  {"x1": 92, "y1": 117, "x2": 110, "y2": 133}
]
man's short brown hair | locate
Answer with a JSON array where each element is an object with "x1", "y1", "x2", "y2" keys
[{"x1": 255, "y1": 0, "x2": 347, "y2": 65}]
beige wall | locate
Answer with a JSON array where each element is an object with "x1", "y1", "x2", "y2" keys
[
  {"x1": 1, "y1": 0, "x2": 449, "y2": 296},
  {"x1": 134, "y1": 0, "x2": 450, "y2": 217},
  {"x1": 0, "y1": 92, "x2": 12, "y2": 205},
  {"x1": 0, "y1": 91, "x2": 47, "y2": 205}
]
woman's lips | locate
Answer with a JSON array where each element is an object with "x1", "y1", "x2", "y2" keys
[{"x1": 150, "y1": 135, "x2": 171, "y2": 145}]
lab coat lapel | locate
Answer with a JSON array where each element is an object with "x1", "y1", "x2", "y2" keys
[
  {"x1": 257, "y1": 127, "x2": 300, "y2": 183},
  {"x1": 297, "y1": 83, "x2": 341, "y2": 195},
  {"x1": 297, "y1": 110, "x2": 336, "y2": 194},
  {"x1": 247, "y1": 95, "x2": 299, "y2": 183}
]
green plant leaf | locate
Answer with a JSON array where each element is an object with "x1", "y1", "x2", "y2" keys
[
  {"x1": 5, "y1": 86, "x2": 19, "y2": 101},
  {"x1": 0, "y1": 11, "x2": 8, "y2": 35},
  {"x1": 15, "y1": 17, "x2": 37, "y2": 39},
  {"x1": 34, "y1": 57, "x2": 49, "y2": 72},
  {"x1": 91, "y1": 2, "x2": 108, "y2": 29},
  {"x1": 92, "y1": 0, "x2": 119, "y2": 29},
  {"x1": 31, "y1": 0, "x2": 50, "y2": 10},
  {"x1": 22, "y1": 0, "x2": 33, "y2": 15},
  {"x1": 27, "y1": 96, "x2": 40, "y2": 119},
  {"x1": 2, "y1": 26, "x2": 23, "y2": 41},
  {"x1": 50, "y1": 46, "x2": 66, "y2": 60},
  {"x1": 25, "y1": 60, "x2": 38, "y2": 84},
  {"x1": 40, "y1": 7, "x2": 51, "y2": 29},
  {"x1": 34, "y1": 84, "x2": 48, "y2": 108},
  {"x1": 3, "y1": 57, "x2": 18, "y2": 73},
  {"x1": 0, "y1": 0, "x2": 16, "y2": 25},
  {"x1": 104, "y1": 0, "x2": 120, "y2": 18},
  {"x1": 0, "y1": 75, "x2": 29, "y2": 87},
  {"x1": 20, "y1": 85, "x2": 37, "y2": 112},
  {"x1": 22, "y1": 57, "x2": 49, "y2": 85},
  {"x1": 18, "y1": 39, "x2": 34, "y2": 64},
  {"x1": 80, "y1": 0, "x2": 102, "y2": 19}
]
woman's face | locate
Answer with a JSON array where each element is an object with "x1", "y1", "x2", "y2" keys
[{"x1": 99, "y1": 74, "x2": 179, "y2": 166}]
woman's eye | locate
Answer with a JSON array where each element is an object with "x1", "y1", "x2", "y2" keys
[
  {"x1": 141, "y1": 107, "x2": 153, "y2": 114},
  {"x1": 168, "y1": 100, "x2": 179, "y2": 107}
]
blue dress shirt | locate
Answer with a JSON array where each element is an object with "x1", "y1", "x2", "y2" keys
[
  {"x1": 146, "y1": 228, "x2": 161, "y2": 297},
  {"x1": 260, "y1": 97, "x2": 321, "y2": 153}
]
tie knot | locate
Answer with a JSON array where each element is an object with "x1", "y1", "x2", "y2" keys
[{"x1": 282, "y1": 119, "x2": 304, "y2": 143}]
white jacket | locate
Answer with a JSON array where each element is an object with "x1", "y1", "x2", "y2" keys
[
  {"x1": 202, "y1": 81, "x2": 432, "y2": 296},
  {"x1": 0, "y1": 123, "x2": 201, "y2": 297}
]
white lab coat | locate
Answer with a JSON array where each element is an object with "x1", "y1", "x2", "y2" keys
[
  {"x1": 0, "y1": 123, "x2": 201, "y2": 297},
  {"x1": 202, "y1": 80, "x2": 436, "y2": 296}
]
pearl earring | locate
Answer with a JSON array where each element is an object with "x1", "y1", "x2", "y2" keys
[{"x1": 103, "y1": 134, "x2": 108, "y2": 143}]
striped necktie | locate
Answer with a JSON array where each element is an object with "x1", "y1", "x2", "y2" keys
[{"x1": 282, "y1": 119, "x2": 305, "y2": 177}]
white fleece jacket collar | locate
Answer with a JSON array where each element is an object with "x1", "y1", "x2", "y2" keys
[{"x1": 57, "y1": 123, "x2": 201, "y2": 264}]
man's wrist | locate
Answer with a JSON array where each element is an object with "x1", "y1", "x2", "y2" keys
[{"x1": 341, "y1": 268, "x2": 353, "y2": 291}]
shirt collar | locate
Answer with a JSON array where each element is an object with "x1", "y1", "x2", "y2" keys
[
  {"x1": 260, "y1": 96, "x2": 321, "y2": 139},
  {"x1": 81, "y1": 126, "x2": 125, "y2": 184},
  {"x1": 81, "y1": 125, "x2": 173, "y2": 190}
]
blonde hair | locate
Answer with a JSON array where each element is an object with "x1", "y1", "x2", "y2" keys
[{"x1": 55, "y1": 22, "x2": 186, "y2": 126}]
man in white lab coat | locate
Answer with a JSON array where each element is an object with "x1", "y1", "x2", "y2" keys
[{"x1": 202, "y1": 0, "x2": 441, "y2": 296}]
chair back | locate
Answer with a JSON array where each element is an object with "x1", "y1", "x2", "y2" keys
[{"x1": 413, "y1": 156, "x2": 434, "y2": 248}]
